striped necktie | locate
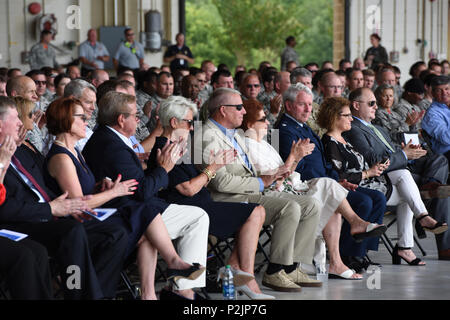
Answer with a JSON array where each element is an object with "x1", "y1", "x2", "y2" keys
[{"x1": 366, "y1": 123, "x2": 395, "y2": 153}]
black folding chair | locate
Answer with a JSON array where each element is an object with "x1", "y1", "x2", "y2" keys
[{"x1": 380, "y1": 207, "x2": 427, "y2": 257}]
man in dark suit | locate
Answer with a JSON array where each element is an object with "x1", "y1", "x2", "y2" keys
[
  {"x1": 0, "y1": 96, "x2": 128, "y2": 299},
  {"x1": 276, "y1": 83, "x2": 386, "y2": 272},
  {"x1": 83, "y1": 91, "x2": 209, "y2": 300},
  {"x1": 345, "y1": 87, "x2": 450, "y2": 260}
]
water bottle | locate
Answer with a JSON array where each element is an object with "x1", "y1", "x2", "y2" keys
[{"x1": 222, "y1": 265, "x2": 236, "y2": 300}]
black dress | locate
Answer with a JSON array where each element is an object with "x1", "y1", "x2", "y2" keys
[
  {"x1": 148, "y1": 137, "x2": 257, "y2": 239},
  {"x1": 44, "y1": 144, "x2": 159, "y2": 257}
]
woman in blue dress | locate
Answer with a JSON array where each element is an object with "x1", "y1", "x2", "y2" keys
[
  {"x1": 147, "y1": 96, "x2": 274, "y2": 300},
  {"x1": 43, "y1": 97, "x2": 205, "y2": 300}
]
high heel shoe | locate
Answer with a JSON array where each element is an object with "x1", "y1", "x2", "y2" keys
[
  {"x1": 351, "y1": 223, "x2": 387, "y2": 243},
  {"x1": 415, "y1": 219, "x2": 427, "y2": 239},
  {"x1": 217, "y1": 266, "x2": 255, "y2": 287},
  {"x1": 166, "y1": 263, "x2": 206, "y2": 282},
  {"x1": 236, "y1": 285, "x2": 275, "y2": 300},
  {"x1": 392, "y1": 245, "x2": 425, "y2": 266},
  {"x1": 416, "y1": 214, "x2": 448, "y2": 235}
]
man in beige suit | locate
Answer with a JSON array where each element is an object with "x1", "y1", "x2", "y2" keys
[{"x1": 196, "y1": 88, "x2": 322, "y2": 292}]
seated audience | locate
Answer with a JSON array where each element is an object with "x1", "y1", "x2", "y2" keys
[
  {"x1": 198, "y1": 87, "x2": 322, "y2": 292},
  {"x1": 320, "y1": 96, "x2": 448, "y2": 264},
  {"x1": 343, "y1": 88, "x2": 450, "y2": 261},
  {"x1": 44, "y1": 97, "x2": 205, "y2": 300},
  {"x1": 82, "y1": 91, "x2": 210, "y2": 300},
  {"x1": 421, "y1": 75, "x2": 450, "y2": 173},
  {"x1": 0, "y1": 135, "x2": 53, "y2": 299},
  {"x1": 0, "y1": 96, "x2": 128, "y2": 299},
  {"x1": 147, "y1": 96, "x2": 274, "y2": 299},
  {"x1": 242, "y1": 99, "x2": 386, "y2": 278}
]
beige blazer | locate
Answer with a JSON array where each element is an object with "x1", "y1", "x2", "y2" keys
[{"x1": 195, "y1": 119, "x2": 262, "y2": 201}]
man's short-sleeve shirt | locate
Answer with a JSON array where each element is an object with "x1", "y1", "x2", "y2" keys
[
  {"x1": 114, "y1": 41, "x2": 145, "y2": 70},
  {"x1": 79, "y1": 41, "x2": 110, "y2": 70}
]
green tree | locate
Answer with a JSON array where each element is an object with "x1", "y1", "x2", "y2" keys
[{"x1": 186, "y1": 0, "x2": 333, "y2": 71}]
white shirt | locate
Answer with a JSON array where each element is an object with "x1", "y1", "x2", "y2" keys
[{"x1": 106, "y1": 126, "x2": 134, "y2": 150}]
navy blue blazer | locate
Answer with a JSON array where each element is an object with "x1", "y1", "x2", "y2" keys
[
  {"x1": 342, "y1": 117, "x2": 408, "y2": 173},
  {"x1": 276, "y1": 114, "x2": 339, "y2": 181},
  {"x1": 82, "y1": 125, "x2": 169, "y2": 214},
  {"x1": 0, "y1": 145, "x2": 55, "y2": 223}
]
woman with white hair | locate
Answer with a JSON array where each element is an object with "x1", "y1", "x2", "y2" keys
[{"x1": 147, "y1": 95, "x2": 274, "y2": 300}]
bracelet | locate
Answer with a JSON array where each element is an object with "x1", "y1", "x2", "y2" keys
[{"x1": 202, "y1": 168, "x2": 216, "y2": 182}]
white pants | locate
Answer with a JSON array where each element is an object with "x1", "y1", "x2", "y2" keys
[
  {"x1": 162, "y1": 204, "x2": 209, "y2": 290},
  {"x1": 306, "y1": 178, "x2": 348, "y2": 270},
  {"x1": 386, "y1": 169, "x2": 427, "y2": 248}
]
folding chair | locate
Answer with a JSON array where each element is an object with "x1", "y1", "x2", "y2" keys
[{"x1": 380, "y1": 207, "x2": 427, "y2": 257}]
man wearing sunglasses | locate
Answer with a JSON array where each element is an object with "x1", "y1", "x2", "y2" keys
[
  {"x1": 345, "y1": 87, "x2": 450, "y2": 260},
  {"x1": 199, "y1": 87, "x2": 322, "y2": 292}
]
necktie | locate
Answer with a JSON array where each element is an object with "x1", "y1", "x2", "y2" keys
[
  {"x1": 366, "y1": 123, "x2": 395, "y2": 153},
  {"x1": 11, "y1": 155, "x2": 52, "y2": 202}
]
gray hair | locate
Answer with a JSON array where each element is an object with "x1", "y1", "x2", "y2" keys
[
  {"x1": 283, "y1": 82, "x2": 313, "y2": 104},
  {"x1": 208, "y1": 87, "x2": 241, "y2": 117},
  {"x1": 64, "y1": 79, "x2": 97, "y2": 99},
  {"x1": 98, "y1": 91, "x2": 136, "y2": 126},
  {"x1": 159, "y1": 96, "x2": 198, "y2": 128},
  {"x1": 290, "y1": 67, "x2": 312, "y2": 84},
  {"x1": 374, "y1": 83, "x2": 395, "y2": 104}
]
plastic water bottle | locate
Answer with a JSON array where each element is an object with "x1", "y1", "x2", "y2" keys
[{"x1": 222, "y1": 265, "x2": 236, "y2": 300}]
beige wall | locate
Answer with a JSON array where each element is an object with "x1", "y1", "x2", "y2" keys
[{"x1": 0, "y1": 0, "x2": 179, "y2": 71}]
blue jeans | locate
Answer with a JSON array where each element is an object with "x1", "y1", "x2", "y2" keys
[{"x1": 339, "y1": 187, "x2": 387, "y2": 257}]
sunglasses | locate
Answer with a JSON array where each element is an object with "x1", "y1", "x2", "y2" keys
[
  {"x1": 358, "y1": 100, "x2": 377, "y2": 107},
  {"x1": 222, "y1": 104, "x2": 244, "y2": 111},
  {"x1": 73, "y1": 114, "x2": 88, "y2": 122},
  {"x1": 34, "y1": 80, "x2": 47, "y2": 86},
  {"x1": 256, "y1": 116, "x2": 267, "y2": 122},
  {"x1": 339, "y1": 113, "x2": 353, "y2": 118},
  {"x1": 181, "y1": 119, "x2": 194, "y2": 126},
  {"x1": 246, "y1": 84, "x2": 260, "y2": 89}
]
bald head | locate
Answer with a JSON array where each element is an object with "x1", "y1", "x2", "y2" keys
[
  {"x1": 319, "y1": 72, "x2": 343, "y2": 98},
  {"x1": 6, "y1": 76, "x2": 38, "y2": 102},
  {"x1": 275, "y1": 71, "x2": 291, "y2": 94}
]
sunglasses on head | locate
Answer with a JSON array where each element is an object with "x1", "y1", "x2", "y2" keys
[{"x1": 222, "y1": 104, "x2": 244, "y2": 111}]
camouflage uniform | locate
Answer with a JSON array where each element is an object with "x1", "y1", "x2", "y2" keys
[
  {"x1": 29, "y1": 43, "x2": 59, "y2": 70},
  {"x1": 393, "y1": 98, "x2": 422, "y2": 129},
  {"x1": 373, "y1": 107, "x2": 413, "y2": 145},
  {"x1": 306, "y1": 102, "x2": 327, "y2": 138}
]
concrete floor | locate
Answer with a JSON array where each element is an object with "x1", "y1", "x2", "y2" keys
[{"x1": 205, "y1": 226, "x2": 450, "y2": 301}]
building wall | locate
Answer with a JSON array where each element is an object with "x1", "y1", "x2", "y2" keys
[
  {"x1": 347, "y1": 0, "x2": 448, "y2": 85},
  {"x1": 0, "y1": 0, "x2": 180, "y2": 72}
]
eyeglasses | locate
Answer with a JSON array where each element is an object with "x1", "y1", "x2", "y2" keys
[
  {"x1": 73, "y1": 114, "x2": 88, "y2": 122},
  {"x1": 222, "y1": 104, "x2": 244, "y2": 111},
  {"x1": 181, "y1": 119, "x2": 194, "y2": 126},
  {"x1": 357, "y1": 100, "x2": 377, "y2": 107},
  {"x1": 256, "y1": 116, "x2": 267, "y2": 122},
  {"x1": 123, "y1": 112, "x2": 140, "y2": 121},
  {"x1": 246, "y1": 84, "x2": 260, "y2": 89},
  {"x1": 339, "y1": 113, "x2": 353, "y2": 118},
  {"x1": 34, "y1": 80, "x2": 47, "y2": 86}
]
